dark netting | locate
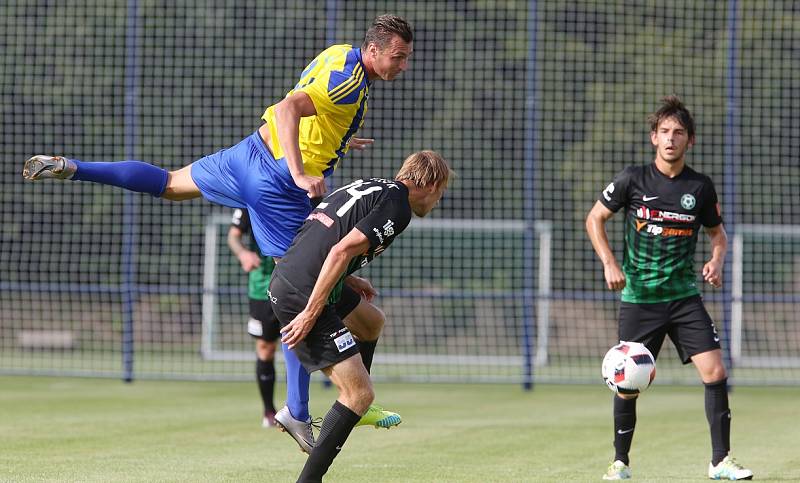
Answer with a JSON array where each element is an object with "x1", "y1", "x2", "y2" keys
[{"x1": 1, "y1": 1, "x2": 798, "y2": 384}]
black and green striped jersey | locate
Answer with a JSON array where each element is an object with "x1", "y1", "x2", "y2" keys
[{"x1": 599, "y1": 163, "x2": 723, "y2": 303}]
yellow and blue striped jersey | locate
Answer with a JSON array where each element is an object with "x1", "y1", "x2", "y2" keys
[{"x1": 262, "y1": 44, "x2": 370, "y2": 178}]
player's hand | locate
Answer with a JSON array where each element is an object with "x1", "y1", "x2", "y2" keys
[
  {"x1": 604, "y1": 262, "x2": 626, "y2": 291},
  {"x1": 348, "y1": 137, "x2": 374, "y2": 151},
  {"x1": 702, "y1": 259, "x2": 723, "y2": 288},
  {"x1": 344, "y1": 275, "x2": 378, "y2": 302},
  {"x1": 280, "y1": 310, "x2": 317, "y2": 349},
  {"x1": 238, "y1": 250, "x2": 261, "y2": 272},
  {"x1": 293, "y1": 174, "x2": 327, "y2": 198}
]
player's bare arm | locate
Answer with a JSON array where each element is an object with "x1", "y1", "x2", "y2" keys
[
  {"x1": 273, "y1": 91, "x2": 327, "y2": 197},
  {"x1": 226, "y1": 226, "x2": 261, "y2": 272},
  {"x1": 586, "y1": 200, "x2": 626, "y2": 291},
  {"x1": 702, "y1": 224, "x2": 728, "y2": 288},
  {"x1": 280, "y1": 228, "x2": 371, "y2": 348}
]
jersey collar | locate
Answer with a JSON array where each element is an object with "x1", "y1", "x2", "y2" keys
[{"x1": 354, "y1": 48, "x2": 372, "y2": 87}]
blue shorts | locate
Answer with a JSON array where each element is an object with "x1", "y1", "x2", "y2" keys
[{"x1": 191, "y1": 131, "x2": 311, "y2": 257}]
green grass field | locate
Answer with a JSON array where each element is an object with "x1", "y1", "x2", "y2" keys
[{"x1": 1, "y1": 376, "x2": 798, "y2": 482}]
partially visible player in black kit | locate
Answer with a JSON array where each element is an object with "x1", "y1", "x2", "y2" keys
[
  {"x1": 270, "y1": 150, "x2": 452, "y2": 482},
  {"x1": 586, "y1": 96, "x2": 753, "y2": 480}
]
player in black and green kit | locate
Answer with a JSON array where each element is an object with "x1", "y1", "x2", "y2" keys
[
  {"x1": 228, "y1": 208, "x2": 280, "y2": 427},
  {"x1": 586, "y1": 96, "x2": 753, "y2": 481}
]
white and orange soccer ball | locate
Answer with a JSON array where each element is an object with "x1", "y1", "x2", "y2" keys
[{"x1": 601, "y1": 342, "x2": 656, "y2": 396}]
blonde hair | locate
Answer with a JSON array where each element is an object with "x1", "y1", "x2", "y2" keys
[{"x1": 395, "y1": 150, "x2": 453, "y2": 189}]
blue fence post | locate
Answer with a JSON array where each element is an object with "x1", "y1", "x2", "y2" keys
[
  {"x1": 121, "y1": 0, "x2": 141, "y2": 383},
  {"x1": 722, "y1": 0, "x2": 739, "y2": 387},
  {"x1": 320, "y1": 0, "x2": 338, "y2": 390},
  {"x1": 521, "y1": 0, "x2": 538, "y2": 391},
  {"x1": 326, "y1": 0, "x2": 338, "y2": 45}
]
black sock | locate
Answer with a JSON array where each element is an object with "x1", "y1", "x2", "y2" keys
[
  {"x1": 297, "y1": 400, "x2": 361, "y2": 483},
  {"x1": 705, "y1": 378, "x2": 731, "y2": 466},
  {"x1": 613, "y1": 395, "x2": 637, "y2": 465},
  {"x1": 256, "y1": 358, "x2": 275, "y2": 413},
  {"x1": 359, "y1": 339, "x2": 378, "y2": 373}
]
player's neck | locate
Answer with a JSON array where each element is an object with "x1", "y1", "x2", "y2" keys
[
  {"x1": 361, "y1": 56, "x2": 378, "y2": 81},
  {"x1": 653, "y1": 157, "x2": 685, "y2": 178}
]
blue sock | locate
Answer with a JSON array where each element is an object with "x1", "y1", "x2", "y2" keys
[
  {"x1": 71, "y1": 159, "x2": 169, "y2": 197},
  {"x1": 283, "y1": 342, "x2": 310, "y2": 421}
]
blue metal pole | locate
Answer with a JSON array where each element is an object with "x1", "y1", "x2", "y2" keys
[
  {"x1": 121, "y1": 0, "x2": 140, "y2": 383},
  {"x1": 321, "y1": 0, "x2": 338, "y2": 389},
  {"x1": 722, "y1": 0, "x2": 739, "y2": 386},
  {"x1": 521, "y1": 0, "x2": 538, "y2": 391},
  {"x1": 325, "y1": 0, "x2": 338, "y2": 46}
]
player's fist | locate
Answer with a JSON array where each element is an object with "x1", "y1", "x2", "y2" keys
[
  {"x1": 293, "y1": 174, "x2": 327, "y2": 198},
  {"x1": 238, "y1": 250, "x2": 261, "y2": 272},
  {"x1": 604, "y1": 262, "x2": 626, "y2": 291},
  {"x1": 702, "y1": 260, "x2": 723, "y2": 288}
]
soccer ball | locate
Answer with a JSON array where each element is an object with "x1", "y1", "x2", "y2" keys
[{"x1": 601, "y1": 342, "x2": 656, "y2": 396}]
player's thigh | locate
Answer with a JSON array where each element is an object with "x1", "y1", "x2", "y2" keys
[
  {"x1": 618, "y1": 301, "x2": 670, "y2": 360},
  {"x1": 666, "y1": 295, "x2": 721, "y2": 364},
  {"x1": 189, "y1": 133, "x2": 265, "y2": 209},
  {"x1": 295, "y1": 305, "x2": 360, "y2": 373},
  {"x1": 269, "y1": 275, "x2": 359, "y2": 373},
  {"x1": 243, "y1": 175, "x2": 310, "y2": 257},
  {"x1": 162, "y1": 164, "x2": 201, "y2": 201},
  {"x1": 338, "y1": 286, "x2": 385, "y2": 341}
]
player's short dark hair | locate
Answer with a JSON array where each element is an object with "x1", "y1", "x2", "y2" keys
[
  {"x1": 395, "y1": 150, "x2": 453, "y2": 189},
  {"x1": 362, "y1": 14, "x2": 413, "y2": 50},
  {"x1": 648, "y1": 95, "x2": 695, "y2": 138}
]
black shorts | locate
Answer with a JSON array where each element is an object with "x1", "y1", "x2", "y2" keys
[
  {"x1": 269, "y1": 274, "x2": 360, "y2": 373},
  {"x1": 618, "y1": 295, "x2": 721, "y2": 364},
  {"x1": 247, "y1": 285, "x2": 360, "y2": 343},
  {"x1": 248, "y1": 299, "x2": 281, "y2": 342}
]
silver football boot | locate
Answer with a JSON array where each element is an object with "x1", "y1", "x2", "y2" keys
[
  {"x1": 275, "y1": 406, "x2": 318, "y2": 454},
  {"x1": 22, "y1": 155, "x2": 77, "y2": 180}
]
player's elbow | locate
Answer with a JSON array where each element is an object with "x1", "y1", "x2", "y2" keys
[
  {"x1": 276, "y1": 92, "x2": 316, "y2": 120},
  {"x1": 329, "y1": 243, "x2": 351, "y2": 262},
  {"x1": 274, "y1": 100, "x2": 301, "y2": 125},
  {"x1": 585, "y1": 212, "x2": 600, "y2": 235}
]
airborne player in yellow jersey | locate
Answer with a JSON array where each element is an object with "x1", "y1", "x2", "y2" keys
[{"x1": 23, "y1": 14, "x2": 413, "y2": 454}]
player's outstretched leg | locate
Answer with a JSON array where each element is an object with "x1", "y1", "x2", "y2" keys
[
  {"x1": 707, "y1": 456, "x2": 753, "y2": 480},
  {"x1": 23, "y1": 155, "x2": 170, "y2": 197},
  {"x1": 275, "y1": 406, "x2": 317, "y2": 454},
  {"x1": 355, "y1": 404, "x2": 402, "y2": 429}
]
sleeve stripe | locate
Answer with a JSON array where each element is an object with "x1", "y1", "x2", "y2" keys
[
  {"x1": 327, "y1": 63, "x2": 364, "y2": 99},
  {"x1": 329, "y1": 67, "x2": 365, "y2": 103},
  {"x1": 328, "y1": 76, "x2": 358, "y2": 99},
  {"x1": 327, "y1": 64, "x2": 363, "y2": 99}
]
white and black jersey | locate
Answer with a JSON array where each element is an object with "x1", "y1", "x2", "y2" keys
[{"x1": 274, "y1": 178, "x2": 412, "y2": 297}]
